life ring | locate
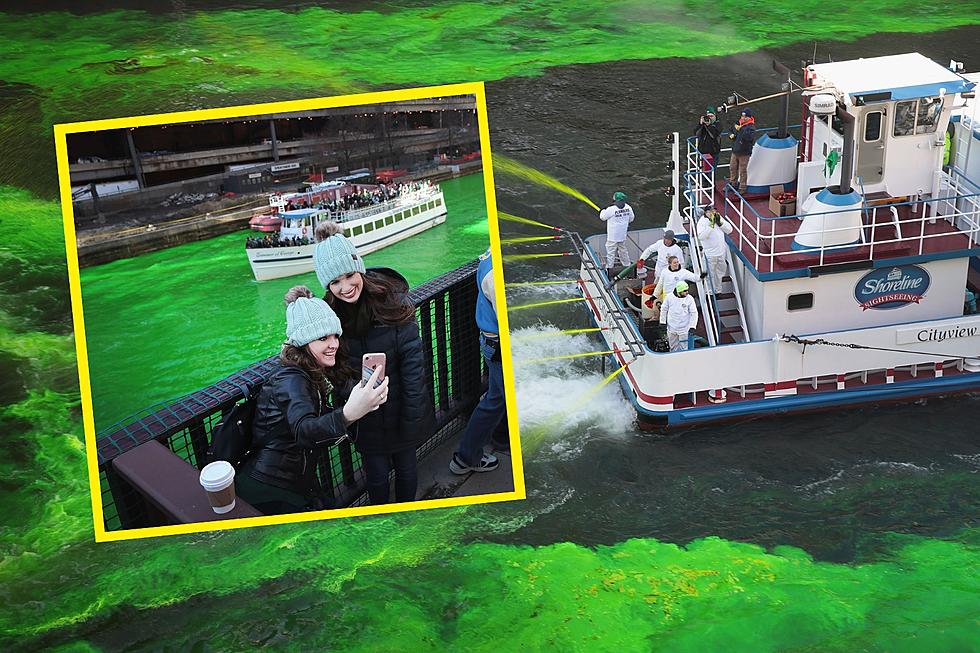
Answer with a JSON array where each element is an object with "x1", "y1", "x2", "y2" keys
[{"x1": 302, "y1": 227, "x2": 308, "y2": 236}]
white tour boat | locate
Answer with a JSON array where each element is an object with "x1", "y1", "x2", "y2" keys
[
  {"x1": 245, "y1": 180, "x2": 447, "y2": 281},
  {"x1": 577, "y1": 52, "x2": 980, "y2": 429}
]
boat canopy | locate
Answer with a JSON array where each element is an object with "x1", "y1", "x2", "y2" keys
[{"x1": 809, "y1": 53, "x2": 975, "y2": 104}]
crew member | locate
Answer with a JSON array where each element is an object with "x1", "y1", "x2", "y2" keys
[
  {"x1": 728, "y1": 108, "x2": 757, "y2": 193},
  {"x1": 638, "y1": 230, "x2": 685, "y2": 282},
  {"x1": 660, "y1": 280, "x2": 699, "y2": 352},
  {"x1": 693, "y1": 106, "x2": 722, "y2": 170},
  {"x1": 696, "y1": 207, "x2": 734, "y2": 289},
  {"x1": 653, "y1": 255, "x2": 704, "y2": 302},
  {"x1": 598, "y1": 191, "x2": 635, "y2": 273}
]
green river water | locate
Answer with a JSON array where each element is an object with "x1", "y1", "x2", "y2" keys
[
  {"x1": 79, "y1": 174, "x2": 490, "y2": 433},
  {"x1": 1, "y1": 2, "x2": 979, "y2": 651}
]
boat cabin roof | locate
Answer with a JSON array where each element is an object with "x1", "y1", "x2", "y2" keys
[
  {"x1": 809, "y1": 53, "x2": 974, "y2": 104},
  {"x1": 281, "y1": 208, "x2": 320, "y2": 219}
]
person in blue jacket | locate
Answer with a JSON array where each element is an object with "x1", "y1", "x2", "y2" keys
[{"x1": 450, "y1": 248, "x2": 505, "y2": 474}]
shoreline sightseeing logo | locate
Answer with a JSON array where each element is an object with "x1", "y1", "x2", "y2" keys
[{"x1": 854, "y1": 265, "x2": 930, "y2": 311}]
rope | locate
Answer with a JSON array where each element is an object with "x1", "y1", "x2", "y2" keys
[{"x1": 781, "y1": 334, "x2": 966, "y2": 360}]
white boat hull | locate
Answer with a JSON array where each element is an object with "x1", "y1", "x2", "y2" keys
[{"x1": 247, "y1": 191, "x2": 447, "y2": 281}]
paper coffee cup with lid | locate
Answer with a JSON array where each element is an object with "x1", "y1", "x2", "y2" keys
[{"x1": 199, "y1": 461, "x2": 237, "y2": 514}]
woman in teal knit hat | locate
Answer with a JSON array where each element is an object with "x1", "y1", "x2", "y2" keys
[
  {"x1": 313, "y1": 233, "x2": 435, "y2": 504},
  {"x1": 236, "y1": 285, "x2": 389, "y2": 515}
]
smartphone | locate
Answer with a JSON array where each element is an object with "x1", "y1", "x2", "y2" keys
[{"x1": 361, "y1": 353, "x2": 386, "y2": 388}]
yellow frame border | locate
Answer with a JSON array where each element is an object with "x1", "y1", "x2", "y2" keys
[{"x1": 54, "y1": 81, "x2": 526, "y2": 542}]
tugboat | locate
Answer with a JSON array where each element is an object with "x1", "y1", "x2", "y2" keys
[
  {"x1": 576, "y1": 52, "x2": 980, "y2": 429},
  {"x1": 245, "y1": 179, "x2": 447, "y2": 281}
]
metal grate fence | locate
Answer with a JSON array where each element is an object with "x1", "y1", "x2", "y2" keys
[{"x1": 97, "y1": 260, "x2": 484, "y2": 530}]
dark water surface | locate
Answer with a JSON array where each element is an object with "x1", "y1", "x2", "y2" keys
[{"x1": 1, "y1": 6, "x2": 978, "y2": 651}]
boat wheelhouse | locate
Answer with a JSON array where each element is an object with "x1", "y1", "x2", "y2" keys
[
  {"x1": 577, "y1": 53, "x2": 980, "y2": 428},
  {"x1": 245, "y1": 180, "x2": 447, "y2": 281}
]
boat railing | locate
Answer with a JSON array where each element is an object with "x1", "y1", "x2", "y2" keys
[
  {"x1": 94, "y1": 260, "x2": 484, "y2": 532},
  {"x1": 327, "y1": 187, "x2": 441, "y2": 224},
  {"x1": 720, "y1": 172, "x2": 980, "y2": 272}
]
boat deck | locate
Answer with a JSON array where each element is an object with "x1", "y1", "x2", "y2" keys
[{"x1": 712, "y1": 181, "x2": 975, "y2": 275}]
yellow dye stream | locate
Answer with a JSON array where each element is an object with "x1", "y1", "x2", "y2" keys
[
  {"x1": 501, "y1": 235, "x2": 564, "y2": 245},
  {"x1": 505, "y1": 280, "x2": 579, "y2": 287},
  {"x1": 508, "y1": 296, "x2": 587, "y2": 311},
  {"x1": 493, "y1": 154, "x2": 601, "y2": 211},
  {"x1": 504, "y1": 252, "x2": 573, "y2": 261},
  {"x1": 497, "y1": 211, "x2": 561, "y2": 231}
]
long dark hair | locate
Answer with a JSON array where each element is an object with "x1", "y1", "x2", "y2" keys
[
  {"x1": 325, "y1": 272, "x2": 416, "y2": 326},
  {"x1": 280, "y1": 340, "x2": 355, "y2": 400}
]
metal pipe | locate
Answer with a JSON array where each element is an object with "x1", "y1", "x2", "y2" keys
[
  {"x1": 719, "y1": 89, "x2": 792, "y2": 113},
  {"x1": 837, "y1": 107, "x2": 856, "y2": 194},
  {"x1": 269, "y1": 119, "x2": 279, "y2": 162},
  {"x1": 773, "y1": 60, "x2": 792, "y2": 138},
  {"x1": 125, "y1": 129, "x2": 146, "y2": 189}
]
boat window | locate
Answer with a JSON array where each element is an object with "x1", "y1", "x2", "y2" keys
[
  {"x1": 787, "y1": 292, "x2": 814, "y2": 311},
  {"x1": 363, "y1": 222, "x2": 374, "y2": 233},
  {"x1": 374, "y1": 219, "x2": 383, "y2": 229},
  {"x1": 893, "y1": 101, "x2": 916, "y2": 136},
  {"x1": 915, "y1": 97, "x2": 943, "y2": 134},
  {"x1": 385, "y1": 216, "x2": 394, "y2": 226},
  {"x1": 412, "y1": 206, "x2": 421, "y2": 215},
  {"x1": 864, "y1": 111, "x2": 882, "y2": 142},
  {"x1": 396, "y1": 211, "x2": 404, "y2": 221},
  {"x1": 344, "y1": 228, "x2": 352, "y2": 237},
  {"x1": 435, "y1": 198, "x2": 442, "y2": 206},
  {"x1": 352, "y1": 225, "x2": 363, "y2": 236}
]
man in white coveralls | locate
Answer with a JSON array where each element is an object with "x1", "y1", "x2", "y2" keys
[
  {"x1": 599, "y1": 191, "x2": 635, "y2": 272},
  {"x1": 660, "y1": 280, "x2": 699, "y2": 352},
  {"x1": 638, "y1": 229, "x2": 685, "y2": 282},
  {"x1": 696, "y1": 207, "x2": 733, "y2": 290}
]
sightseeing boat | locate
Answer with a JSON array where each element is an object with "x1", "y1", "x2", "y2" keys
[
  {"x1": 245, "y1": 179, "x2": 447, "y2": 281},
  {"x1": 576, "y1": 52, "x2": 980, "y2": 429}
]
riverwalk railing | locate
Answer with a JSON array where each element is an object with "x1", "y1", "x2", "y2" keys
[{"x1": 96, "y1": 260, "x2": 484, "y2": 531}]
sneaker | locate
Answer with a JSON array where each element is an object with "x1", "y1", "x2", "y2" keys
[{"x1": 449, "y1": 452, "x2": 499, "y2": 475}]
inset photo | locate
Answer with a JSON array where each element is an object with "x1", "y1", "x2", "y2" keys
[{"x1": 55, "y1": 83, "x2": 523, "y2": 541}]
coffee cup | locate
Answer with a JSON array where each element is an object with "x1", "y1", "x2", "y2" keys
[{"x1": 199, "y1": 461, "x2": 236, "y2": 514}]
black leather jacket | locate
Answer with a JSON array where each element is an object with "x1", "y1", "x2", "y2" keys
[
  {"x1": 337, "y1": 268, "x2": 436, "y2": 455},
  {"x1": 241, "y1": 364, "x2": 349, "y2": 495}
]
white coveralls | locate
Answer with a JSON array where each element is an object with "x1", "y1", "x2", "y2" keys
[
  {"x1": 653, "y1": 267, "x2": 700, "y2": 302},
  {"x1": 639, "y1": 239, "x2": 685, "y2": 280},
  {"x1": 696, "y1": 214, "x2": 734, "y2": 290},
  {"x1": 599, "y1": 203, "x2": 635, "y2": 269},
  {"x1": 660, "y1": 291, "x2": 699, "y2": 352}
]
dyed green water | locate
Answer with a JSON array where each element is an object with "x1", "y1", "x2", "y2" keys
[
  {"x1": 1, "y1": 4, "x2": 979, "y2": 650},
  {"x1": 78, "y1": 174, "x2": 489, "y2": 432},
  {"x1": 2, "y1": 1, "x2": 979, "y2": 197}
]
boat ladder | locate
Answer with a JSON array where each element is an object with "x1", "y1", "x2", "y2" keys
[{"x1": 680, "y1": 130, "x2": 751, "y2": 346}]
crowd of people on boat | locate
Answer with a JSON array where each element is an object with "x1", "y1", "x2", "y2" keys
[
  {"x1": 599, "y1": 191, "x2": 734, "y2": 353},
  {"x1": 224, "y1": 220, "x2": 506, "y2": 517},
  {"x1": 281, "y1": 179, "x2": 435, "y2": 214},
  {"x1": 245, "y1": 234, "x2": 311, "y2": 249}
]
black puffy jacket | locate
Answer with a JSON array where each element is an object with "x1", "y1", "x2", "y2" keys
[
  {"x1": 242, "y1": 364, "x2": 349, "y2": 495},
  {"x1": 335, "y1": 268, "x2": 435, "y2": 455}
]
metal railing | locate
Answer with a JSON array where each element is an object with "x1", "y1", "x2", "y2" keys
[
  {"x1": 97, "y1": 260, "x2": 484, "y2": 531},
  {"x1": 328, "y1": 187, "x2": 442, "y2": 224},
  {"x1": 721, "y1": 175, "x2": 980, "y2": 271}
]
